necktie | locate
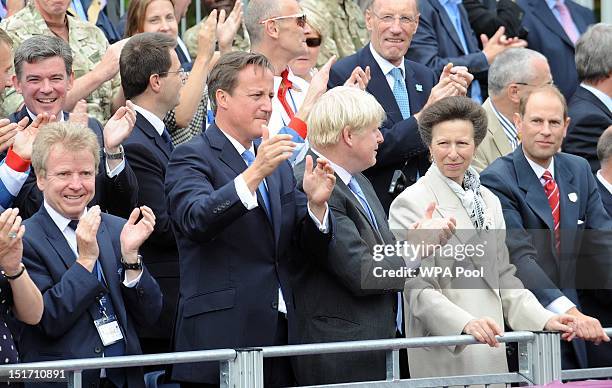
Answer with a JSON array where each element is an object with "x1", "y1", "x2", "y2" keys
[
  {"x1": 68, "y1": 220, "x2": 79, "y2": 231},
  {"x1": 161, "y1": 128, "x2": 175, "y2": 152},
  {"x1": 542, "y1": 171, "x2": 561, "y2": 254},
  {"x1": 555, "y1": 0, "x2": 580, "y2": 44},
  {"x1": 389, "y1": 68, "x2": 411, "y2": 119},
  {"x1": 242, "y1": 150, "x2": 271, "y2": 220},
  {"x1": 87, "y1": 0, "x2": 101, "y2": 25},
  {"x1": 277, "y1": 69, "x2": 296, "y2": 120}
]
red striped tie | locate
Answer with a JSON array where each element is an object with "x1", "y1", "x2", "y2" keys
[
  {"x1": 542, "y1": 170, "x2": 561, "y2": 254},
  {"x1": 277, "y1": 69, "x2": 295, "y2": 120}
]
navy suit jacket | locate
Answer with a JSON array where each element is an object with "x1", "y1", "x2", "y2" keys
[
  {"x1": 517, "y1": 0, "x2": 594, "y2": 100},
  {"x1": 406, "y1": 0, "x2": 489, "y2": 98},
  {"x1": 597, "y1": 177, "x2": 612, "y2": 218},
  {"x1": 123, "y1": 112, "x2": 178, "y2": 340},
  {"x1": 562, "y1": 86, "x2": 612, "y2": 173},
  {"x1": 7, "y1": 106, "x2": 139, "y2": 219},
  {"x1": 329, "y1": 45, "x2": 436, "y2": 212},
  {"x1": 481, "y1": 148, "x2": 612, "y2": 368},
  {"x1": 165, "y1": 124, "x2": 333, "y2": 384},
  {"x1": 20, "y1": 206, "x2": 163, "y2": 388},
  {"x1": 78, "y1": 0, "x2": 121, "y2": 43}
]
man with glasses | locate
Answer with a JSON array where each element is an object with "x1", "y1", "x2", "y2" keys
[
  {"x1": 473, "y1": 48, "x2": 553, "y2": 172},
  {"x1": 119, "y1": 32, "x2": 185, "y2": 359}
]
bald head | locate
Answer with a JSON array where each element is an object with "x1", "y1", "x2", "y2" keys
[{"x1": 244, "y1": 0, "x2": 282, "y2": 46}]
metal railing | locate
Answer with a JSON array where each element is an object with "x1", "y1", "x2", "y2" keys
[{"x1": 0, "y1": 329, "x2": 611, "y2": 387}]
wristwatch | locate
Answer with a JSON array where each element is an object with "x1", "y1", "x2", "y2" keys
[
  {"x1": 104, "y1": 144, "x2": 124, "y2": 160},
  {"x1": 121, "y1": 254, "x2": 143, "y2": 271}
]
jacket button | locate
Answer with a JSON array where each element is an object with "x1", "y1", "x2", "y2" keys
[
  {"x1": 271, "y1": 301, "x2": 278, "y2": 309},
  {"x1": 94, "y1": 346, "x2": 102, "y2": 354},
  {"x1": 224, "y1": 200, "x2": 230, "y2": 206}
]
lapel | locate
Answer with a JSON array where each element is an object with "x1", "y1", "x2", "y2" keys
[
  {"x1": 135, "y1": 112, "x2": 172, "y2": 159},
  {"x1": 483, "y1": 99, "x2": 513, "y2": 156},
  {"x1": 577, "y1": 87, "x2": 612, "y2": 119},
  {"x1": 555, "y1": 156, "x2": 579, "y2": 233},
  {"x1": 459, "y1": 5, "x2": 479, "y2": 53},
  {"x1": 11, "y1": 105, "x2": 32, "y2": 125},
  {"x1": 207, "y1": 124, "x2": 248, "y2": 176},
  {"x1": 404, "y1": 60, "x2": 429, "y2": 115},
  {"x1": 254, "y1": 140, "x2": 280, "y2": 243},
  {"x1": 361, "y1": 47, "x2": 403, "y2": 124},
  {"x1": 430, "y1": 0, "x2": 467, "y2": 54},
  {"x1": 565, "y1": 0, "x2": 590, "y2": 33},
  {"x1": 527, "y1": 0, "x2": 575, "y2": 48},
  {"x1": 37, "y1": 207, "x2": 78, "y2": 270},
  {"x1": 513, "y1": 147, "x2": 555, "y2": 230}
]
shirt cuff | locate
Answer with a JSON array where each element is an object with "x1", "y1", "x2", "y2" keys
[
  {"x1": 105, "y1": 157, "x2": 126, "y2": 178},
  {"x1": 123, "y1": 270, "x2": 143, "y2": 287},
  {"x1": 546, "y1": 296, "x2": 576, "y2": 314},
  {"x1": 307, "y1": 202, "x2": 329, "y2": 233},
  {"x1": 235, "y1": 174, "x2": 258, "y2": 210}
]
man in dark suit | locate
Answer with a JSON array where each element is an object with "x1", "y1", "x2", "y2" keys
[
  {"x1": 166, "y1": 51, "x2": 336, "y2": 387},
  {"x1": 291, "y1": 86, "x2": 455, "y2": 385},
  {"x1": 20, "y1": 121, "x2": 163, "y2": 388},
  {"x1": 562, "y1": 23, "x2": 612, "y2": 173},
  {"x1": 119, "y1": 32, "x2": 184, "y2": 355},
  {"x1": 517, "y1": 0, "x2": 594, "y2": 101},
  {"x1": 6, "y1": 35, "x2": 138, "y2": 219},
  {"x1": 328, "y1": 0, "x2": 473, "y2": 212},
  {"x1": 596, "y1": 126, "x2": 612, "y2": 218},
  {"x1": 480, "y1": 85, "x2": 612, "y2": 369}
]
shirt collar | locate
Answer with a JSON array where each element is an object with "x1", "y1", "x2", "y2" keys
[
  {"x1": 438, "y1": 0, "x2": 462, "y2": 6},
  {"x1": 489, "y1": 100, "x2": 516, "y2": 129},
  {"x1": 44, "y1": 199, "x2": 87, "y2": 233},
  {"x1": 580, "y1": 84, "x2": 612, "y2": 113},
  {"x1": 523, "y1": 149, "x2": 556, "y2": 181},
  {"x1": 26, "y1": 107, "x2": 65, "y2": 122},
  {"x1": 546, "y1": 0, "x2": 560, "y2": 10},
  {"x1": 218, "y1": 127, "x2": 254, "y2": 158},
  {"x1": 369, "y1": 43, "x2": 406, "y2": 78},
  {"x1": 310, "y1": 147, "x2": 352, "y2": 186},
  {"x1": 597, "y1": 170, "x2": 612, "y2": 195},
  {"x1": 133, "y1": 104, "x2": 166, "y2": 136}
]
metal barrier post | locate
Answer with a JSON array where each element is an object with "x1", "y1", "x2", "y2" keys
[
  {"x1": 220, "y1": 348, "x2": 263, "y2": 388},
  {"x1": 385, "y1": 349, "x2": 400, "y2": 381},
  {"x1": 529, "y1": 332, "x2": 562, "y2": 384},
  {"x1": 67, "y1": 370, "x2": 82, "y2": 388}
]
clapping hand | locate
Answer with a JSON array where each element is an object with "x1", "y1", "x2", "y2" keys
[{"x1": 302, "y1": 155, "x2": 335, "y2": 223}]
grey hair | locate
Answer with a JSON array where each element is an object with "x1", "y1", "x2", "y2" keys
[
  {"x1": 14, "y1": 35, "x2": 73, "y2": 80},
  {"x1": 487, "y1": 48, "x2": 547, "y2": 96},
  {"x1": 597, "y1": 126, "x2": 612, "y2": 163},
  {"x1": 576, "y1": 23, "x2": 612, "y2": 84},
  {"x1": 244, "y1": 0, "x2": 282, "y2": 47}
]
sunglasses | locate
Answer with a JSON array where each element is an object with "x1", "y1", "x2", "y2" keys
[
  {"x1": 259, "y1": 13, "x2": 307, "y2": 28},
  {"x1": 306, "y1": 37, "x2": 322, "y2": 47}
]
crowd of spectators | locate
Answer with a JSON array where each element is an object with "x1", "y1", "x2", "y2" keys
[{"x1": 0, "y1": 0, "x2": 610, "y2": 387}]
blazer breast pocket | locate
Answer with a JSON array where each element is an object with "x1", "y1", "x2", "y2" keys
[{"x1": 182, "y1": 288, "x2": 236, "y2": 318}]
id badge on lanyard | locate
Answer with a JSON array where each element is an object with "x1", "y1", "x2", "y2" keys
[{"x1": 94, "y1": 295, "x2": 124, "y2": 346}]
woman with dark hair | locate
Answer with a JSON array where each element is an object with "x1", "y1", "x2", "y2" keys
[{"x1": 389, "y1": 96, "x2": 574, "y2": 380}]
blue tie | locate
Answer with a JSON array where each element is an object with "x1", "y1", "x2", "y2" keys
[
  {"x1": 390, "y1": 68, "x2": 411, "y2": 119},
  {"x1": 161, "y1": 127, "x2": 174, "y2": 152},
  {"x1": 242, "y1": 150, "x2": 271, "y2": 219},
  {"x1": 348, "y1": 177, "x2": 403, "y2": 333}
]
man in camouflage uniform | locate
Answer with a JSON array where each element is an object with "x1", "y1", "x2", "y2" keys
[{"x1": 0, "y1": 1, "x2": 120, "y2": 123}]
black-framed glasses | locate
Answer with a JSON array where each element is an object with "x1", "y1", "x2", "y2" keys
[
  {"x1": 160, "y1": 67, "x2": 187, "y2": 84},
  {"x1": 259, "y1": 13, "x2": 307, "y2": 28},
  {"x1": 369, "y1": 10, "x2": 419, "y2": 25},
  {"x1": 306, "y1": 37, "x2": 322, "y2": 47}
]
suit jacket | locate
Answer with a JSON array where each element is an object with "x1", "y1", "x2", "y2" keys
[
  {"x1": 78, "y1": 0, "x2": 121, "y2": 43},
  {"x1": 472, "y1": 98, "x2": 513, "y2": 172},
  {"x1": 7, "y1": 106, "x2": 139, "y2": 219},
  {"x1": 389, "y1": 165, "x2": 553, "y2": 378},
  {"x1": 290, "y1": 151, "x2": 406, "y2": 385},
  {"x1": 517, "y1": 0, "x2": 594, "y2": 101},
  {"x1": 20, "y1": 206, "x2": 163, "y2": 388},
  {"x1": 329, "y1": 45, "x2": 436, "y2": 212},
  {"x1": 406, "y1": 0, "x2": 489, "y2": 98},
  {"x1": 123, "y1": 112, "x2": 178, "y2": 340},
  {"x1": 480, "y1": 147, "x2": 612, "y2": 368},
  {"x1": 597, "y1": 177, "x2": 612, "y2": 218},
  {"x1": 165, "y1": 124, "x2": 333, "y2": 384},
  {"x1": 562, "y1": 86, "x2": 612, "y2": 173}
]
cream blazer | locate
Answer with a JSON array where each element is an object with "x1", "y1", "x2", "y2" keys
[
  {"x1": 388, "y1": 166, "x2": 554, "y2": 379},
  {"x1": 472, "y1": 98, "x2": 514, "y2": 173}
]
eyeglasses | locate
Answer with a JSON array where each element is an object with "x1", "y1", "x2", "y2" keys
[
  {"x1": 514, "y1": 80, "x2": 554, "y2": 87},
  {"x1": 306, "y1": 37, "x2": 322, "y2": 47},
  {"x1": 369, "y1": 10, "x2": 419, "y2": 25},
  {"x1": 259, "y1": 13, "x2": 307, "y2": 28},
  {"x1": 160, "y1": 68, "x2": 188, "y2": 84}
]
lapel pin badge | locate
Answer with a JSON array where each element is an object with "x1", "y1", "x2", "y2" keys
[
  {"x1": 415, "y1": 84, "x2": 423, "y2": 92},
  {"x1": 568, "y1": 192, "x2": 578, "y2": 202}
]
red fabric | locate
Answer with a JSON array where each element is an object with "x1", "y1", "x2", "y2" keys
[
  {"x1": 6, "y1": 147, "x2": 30, "y2": 172},
  {"x1": 277, "y1": 69, "x2": 295, "y2": 120},
  {"x1": 288, "y1": 117, "x2": 307, "y2": 139},
  {"x1": 542, "y1": 170, "x2": 561, "y2": 254}
]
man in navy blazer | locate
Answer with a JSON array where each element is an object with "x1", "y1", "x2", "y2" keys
[
  {"x1": 20, "y1": 121, "x2": 162, "y2": 388},
  {"x1": 166, "y1": 51, "x2": 335, "y2": 387},
  {"x1": 5, "y1": 35, "x2": 138, "y2": 219},
  {"x1": 596, "y1": 127, "x2": 612, "y2": 218},
  {"x1": 562, "y1": 23, "x2": 612, "y2": 173},
  {"x1": 120, "y1": 32, "x2": 184, "y2": 356},
  {"x1": 517, "y1": 0, "x2": 594, "y2": 101},
  {"x1": 329, "y1": 0, "x2": 473, "y2": 212},
  {"x1": 480, "y1": 86, "x2": 612, "y2": 369}
]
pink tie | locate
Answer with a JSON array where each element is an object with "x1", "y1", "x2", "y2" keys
[{"x1": 555, "y1": 0, "x2": 580, "y2": 44}]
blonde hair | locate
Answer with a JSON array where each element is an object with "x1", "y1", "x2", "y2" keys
[
  {"x1": 307, "y1": 86, "x2": 385, "y2": 147},
  {"x1": 31, "y1": 122, "x2": 100, "y2": 177}
]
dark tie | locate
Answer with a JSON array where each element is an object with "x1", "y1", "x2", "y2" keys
[
  {"x1": 68, "y1": 220, "x2": 79, "y2": 231},
  {"x1": 542, "y1": 170, "x2": 561, "y2": 254},
  {"x1": 161, "y1": 128, "x2": 175, "y2": 152}
]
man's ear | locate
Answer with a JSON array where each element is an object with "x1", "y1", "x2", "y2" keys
[
  {"x1": 66, "y1": 71, "x2": 75, "y2": 92},
  {"x1": 216, "y1": 89, "x2": 229, "y2": 110},
  {"x1": 149, "y1": 73, "x2": 162, "y2": 93},
  {"x1": 341, "y1": 125, "x2": 352, "y2": 146},
  {"x1": 12, "y1": 74, "x2": 21, "y2": 94},
  {"x1": 263, "y1": 20, "x2": 280, "y2": 40}
]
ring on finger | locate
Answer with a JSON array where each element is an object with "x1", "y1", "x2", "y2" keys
[{"x1": 7, "y1": 231, "x2": 17, "y2": 239}]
